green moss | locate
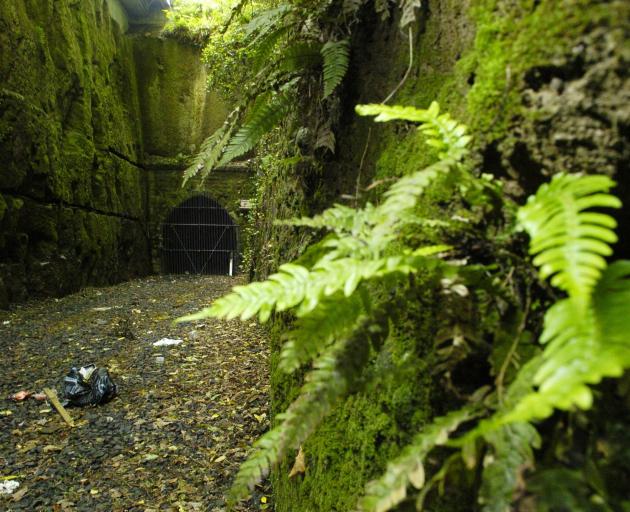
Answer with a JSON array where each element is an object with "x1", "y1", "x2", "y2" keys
[
  {"x1": 265, "y1": 2, "x2": 629, "y2": 511},
  {"x1": 133, "y1": 36, "x2": 228, "y2": 158},
  {"x1": 463, "y1": 0, "x2": 620, "y2": 141}
]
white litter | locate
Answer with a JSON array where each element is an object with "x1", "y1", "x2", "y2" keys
[
  {"x1": 0, "y1": 480, "x2": 20, "y2": 495},
  {"x1": 153, "y1": 338, "x2": 184, "y2": 347}
]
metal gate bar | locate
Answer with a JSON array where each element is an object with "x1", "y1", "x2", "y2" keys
[{"x1": 160, "y1": 195, "x2": 239, "y2": 275}]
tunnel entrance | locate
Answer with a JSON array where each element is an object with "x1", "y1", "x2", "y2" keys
[{"x1": 161, "y1": 195, "x2": 239, "y2": 275}]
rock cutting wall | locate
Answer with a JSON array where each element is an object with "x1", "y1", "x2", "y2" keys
[
  {"x1": 0, "y1": 0, "x2": 236, "y2": 307},
  {"x1": 258, "y1": 1, "x2": 629, "y2": 510}
]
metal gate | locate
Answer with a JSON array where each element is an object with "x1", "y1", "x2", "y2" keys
[{"x1": 161, "y1": 195, "x2": 238, "y2": 275}]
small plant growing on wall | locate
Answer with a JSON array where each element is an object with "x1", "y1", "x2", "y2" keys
[{"x1": 179, "y1": 98, "x2": 630, "y2": 510}]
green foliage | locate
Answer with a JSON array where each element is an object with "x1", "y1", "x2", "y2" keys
[
  {"x1": 162, "y1": 0, "x2": 230, "y2": 44},
  {"x1": 517, "y1": 173, "x2": 620, "y2": 299},
  {"x1": 182, "y1": 111, "x2": 238, "y2": 185},
  {"x1": 478, "y1": 422, "x2": 540, "y2": 512},
  {"x1": 358, "y1": 405, "x2": 480, "y2": 512},
  {"x1": 185, "y1": 0, "x2": 427, "y2": 180},
  {"x1": 449, "y1": 174, "x2": 630, "y2": 511},
  {"x1": 178, "y1": 102, "x2": 471, "y2": 504},
  {"x1": 322, "y1": 40, "x2": 350, "y2": 98},
  {"x1": 279, "y1": 292, "x2": 366, "y2": 373},
  {"x1": 504, "y1": 175, "x2": 627, "y2": 423},
  {"x1": 218, "y1": 93, "x2": 293, "y2": 166}
]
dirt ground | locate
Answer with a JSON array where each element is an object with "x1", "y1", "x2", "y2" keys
[{"x1": 0, "y1": 275, "x2": 271, "y2": 512}]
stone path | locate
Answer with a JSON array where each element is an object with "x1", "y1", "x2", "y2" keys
[{"x1": 0, "y1": 275, "x2": 270, "y2": 512}]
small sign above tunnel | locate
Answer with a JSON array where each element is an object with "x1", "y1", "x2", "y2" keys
[{"x1": 161, "y1": 195, "x2": 238, "y2": 275}]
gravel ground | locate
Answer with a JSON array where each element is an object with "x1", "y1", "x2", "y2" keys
[{"x1": 0, "y1": 275, "x2": 271, "y2": 512}]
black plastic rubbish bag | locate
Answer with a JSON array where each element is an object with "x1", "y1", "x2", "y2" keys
[{"x1": 62, "y1": 364, "x2": 117, "y2": 407}]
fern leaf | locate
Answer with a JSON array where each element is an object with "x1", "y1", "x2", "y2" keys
[
  {"x1": 279, "y1": 293, "x2": 366, "y2": 373},
  {"x1": 322, "y1": 40, "x2": 350, "y2": 98},
  {"x1": 218, "y1": 93, "x2": 292, "y2": 166},
  {"x1": 278, "y1": 41, "x2": 323, "y2": 74},
  {"x1": 250, "y1": 24, "x2": 291, "y2": 72},
  {"x1": 177, "y1": 248, "x2": 449, "y2": 324},
  {"x1": 356, "y1": 102, "x2": 471, "y2": 246},
  {"x1": 356, "y1": 102, "x2": 472, "y2": 159},
  {"x1": 242, "y1": 4, "x2": 292, "y2": 38},
  {"x1": 280, "y1": 203, "x2": 366, "y2": 234},
  {"x1": 593, "y1": 260, "x2": 630, "y2": 346},
  {"x1": 504, "y1": 263, "x2": 630, "y2": 423},
  {"x1": 479, "y1": 423, "x2": 540, "y2": 512},
  {"x1": 231, "y1": 315, "x2": 389, "y2": 503},
  {"x1": 517, "y1": 173, "x2": 621, "y2": 299},
  {"x1": 359, "y1": 406, "x2": 479, "y2": 512}
]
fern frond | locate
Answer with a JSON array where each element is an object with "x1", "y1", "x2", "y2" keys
[
  {"x1": 278, "y1": 41, "x2": 322, "y2": 73},
  {"x1": 279, "y1": 293, "x2": 366, "y2": 373},
  {"x1": 250, "y1": 24, "x2": 291, "y2": 72},
  {"x1": 322, "y1": 40, "x2": 350, "y2": 98},
  {"x1": 505, "y1": 264, "x2": 630, "y2": 422},
  {"x1": 182, "y1": 108, "x2": 241, "y2": 183},
  {"x1": 280, "y1": 203, "x2": 371, "y2": 235},
  {"x1": 178, "y1": 247, "x2": 449, "y2": 324},
  {"x1": 218, "y1": 93, "x2": 292, "y2": 166},
  {"x1": 230, "y1": 340, "x2": 348, "y2": 503},
  {"x1": 517, "y1": 173, "x2": 621, "y2": 299},
  {"x1": 230, "y1": 314, "x2": 389, "y2": 504},
  {"x1": 479, "y1": 423, "x2": 540, "y2": 512},
  {"x1": 355, "y1": 102, "x2": 472, "y2": 246},
  {"x1": 358, "y1": 405, "x2": 479, "y2": 512},
  {"x1": 183, "y1": 117, "x2": 238, "y2": 184},
  {"x1": 242, "y1": 4, "x2": 292, "y2": 39},
  {"x1": 593, "y1": 260, "x2": 630, "y2": 346},
  {"x1": 356, "y1": 102, "x2": 472, "y2": 159}
]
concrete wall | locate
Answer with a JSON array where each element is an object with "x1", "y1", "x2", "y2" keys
[{"x1": 0, "y1": 0, "x2": 242, "y2": 307}]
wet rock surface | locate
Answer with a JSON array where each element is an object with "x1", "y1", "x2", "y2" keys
[{"x1": 0, "y1": 275, "x2": 271, "y2": 511}]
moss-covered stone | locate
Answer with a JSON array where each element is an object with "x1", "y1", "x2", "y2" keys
[
  {"x1": 261, "y1": 1, "x2": 630, "y2": 510},
  {"x1": 133, "y1": 36, "x2": 228, "y2": 158},
  {"x1": 0, "y1": 0, "x2": 235, "y2": 304}
]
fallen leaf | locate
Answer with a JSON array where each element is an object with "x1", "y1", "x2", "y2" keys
[
  {"x1": 9, "y1": 390, "x2": 32, "y2": 401},
  {"x1": 12, "y1": 486, "x2": 28, "y2": 502},
  {"x1": 213, "y1": 455, "x2": 227, "y2": 463},
  {"x1": 42, "y1": 445, "x2": 64, "y2": 453},
  {"x1": 289, "y1": 446, "x2": 306, "y2": 478}
]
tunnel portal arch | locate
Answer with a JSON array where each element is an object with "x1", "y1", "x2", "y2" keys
[{"x1": 161, "y1": 194, "x2": 239, "y2": 275}]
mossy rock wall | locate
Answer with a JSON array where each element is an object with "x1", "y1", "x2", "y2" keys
[
  {"x1": 265, "y1": 1, "x2": 630, "y2": 510},
  {"x1": 0, "y1": 0, "x2": 148, "y2": 306},
  {"x1": 0, "y1": 0, "x2": 236, "y2": 306},
  {"x1": 133, "y1": 36, "x2": 228, "y2": 158}
]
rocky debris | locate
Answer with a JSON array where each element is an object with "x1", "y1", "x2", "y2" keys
[{"x1": 0, "y1": 275, "x2": 271, "y2": 511}]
